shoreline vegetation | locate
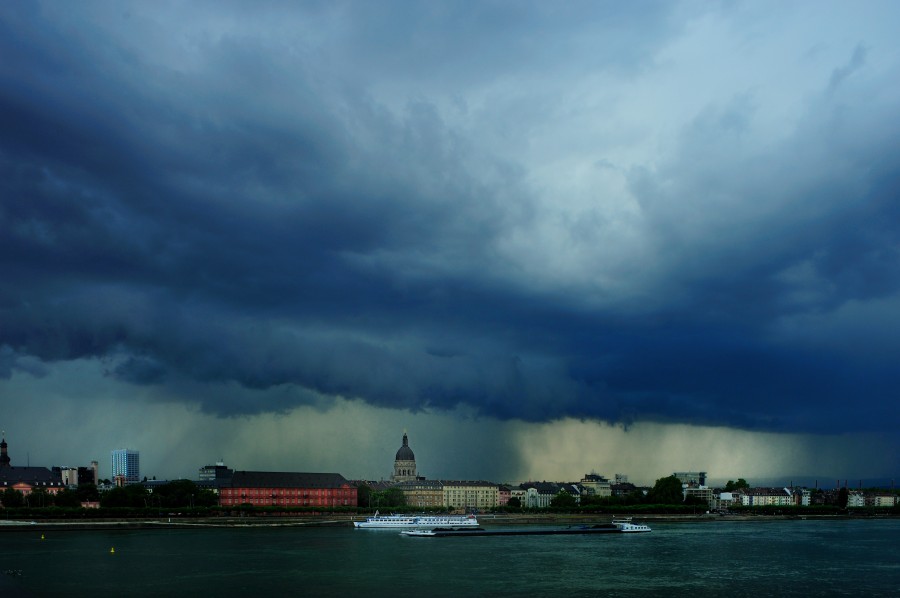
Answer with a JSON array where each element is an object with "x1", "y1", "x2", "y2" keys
[{"x1": 1, "y1": 509, "x2": 897, "y2": 532}]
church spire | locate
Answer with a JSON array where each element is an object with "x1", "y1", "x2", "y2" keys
[{"x1": 0, "y1": 432, "x2": 10, "y2": 468}]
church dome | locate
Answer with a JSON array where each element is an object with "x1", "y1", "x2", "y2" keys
[
  {"x1": 395, "y1": 432, "x2": 415, "y2": 461},
  {"x1": 395, "y1": 445, "x2": 415, "y2": 461}
]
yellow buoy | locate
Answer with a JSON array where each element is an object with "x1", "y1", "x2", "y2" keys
[
  {"x1": 41, "y1": 534, "x2": 45, "y2": 540},
  {"x1": 110, "y1": 547, "x2": 115, "y2": 554}
]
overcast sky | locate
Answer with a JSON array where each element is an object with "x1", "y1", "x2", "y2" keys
[{"x1": 2, "y1": 1, "x2": 899, "y2": 487}]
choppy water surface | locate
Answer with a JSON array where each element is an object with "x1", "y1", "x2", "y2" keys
[{"x1": 3, "y1": 519, "x2": 899, "y2": 596}]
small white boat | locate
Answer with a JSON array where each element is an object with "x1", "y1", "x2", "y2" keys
[
  {"x1": 612, "y1": 517, "x2": 651, "y2": 533},
  {"x1": 399, "y1": 529, "x2": 438, "y2": 537}
]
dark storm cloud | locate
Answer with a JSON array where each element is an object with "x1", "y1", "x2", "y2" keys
[{"x1": 3, "y1": 1, "x2": 900, "y2": 439}]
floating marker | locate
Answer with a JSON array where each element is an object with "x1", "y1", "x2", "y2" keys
[
  {"x1": 41, "y1": 534, "x2": 45, "y2": 540},
  {"x1": 110, "y1": 547, "x2": 115, "y2": 554}
]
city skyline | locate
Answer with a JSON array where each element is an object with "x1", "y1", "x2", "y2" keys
[
  {"x1": 2, "y1": 2, "x2": 899, "y2": 486},
  {"x1": 0, "y1": 426, "x2": 893, "y2": 491}
]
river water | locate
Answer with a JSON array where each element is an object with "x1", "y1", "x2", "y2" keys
[{"x1": 3, "y1": 518, "x2": 899, "y2": 596}]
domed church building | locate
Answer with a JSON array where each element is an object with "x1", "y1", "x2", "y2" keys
[{"x1": 391, "y1": 431, "x2": 418, "y2": 482}]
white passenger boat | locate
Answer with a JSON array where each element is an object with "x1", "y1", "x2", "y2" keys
[
  {"x1": 353, "y1": 512, "x2": 479, "y2": 529},
  {"x1": 611, "y1": 517, "x2": 651, "y2": 533}
]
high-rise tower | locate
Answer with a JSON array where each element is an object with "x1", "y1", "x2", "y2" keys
[{"x1": 111, "y1": 449, "x2": 140, "y2": 484}]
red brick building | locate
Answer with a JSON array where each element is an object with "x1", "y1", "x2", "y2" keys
[{"x1": 219, "y1": 471, "x2": 357, "y2": 507}]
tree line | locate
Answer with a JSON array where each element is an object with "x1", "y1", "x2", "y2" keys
[{"x1": 0, "y1": 480, "x2": 217, "y2": 510}]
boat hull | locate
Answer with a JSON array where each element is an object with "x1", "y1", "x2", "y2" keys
[{"x1": 399, "y1": 526, "x2": 651, "y2": 537}]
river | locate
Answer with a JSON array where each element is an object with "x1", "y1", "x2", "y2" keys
[{"x1": 3, "y1": 518, "x2": 899, "y2": 596}]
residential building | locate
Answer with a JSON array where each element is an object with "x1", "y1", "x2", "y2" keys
[
  {"x1": 219, "y1": 471, "x2": 357, "y2": 507},
  {"x1": 197, "y1": 462, "x2": 234, "y2": 495},
  {"x1": 199, "y1": 462, "x2": 234, "y2": 482},
  {"x1": 395, "y1": 479, "x2": 444, "y2": 508},
  {"x1": 580, "y1": 473, "x2": 611, "y2": 497},
  {"x1": 871, "y1": 495, "x2": 897, "y2": 507},
  {"x1": 741, "y1": 488, "x2": 795, "y2": 507},
  {"x1": 53, "y1": 462, "x2": 100, "y2": 487},
  {"x1": 684, "y1": 485, "x2": 714, "y2": 505},
  {"x1": 711, "y1": 491, "x2": 739, "y2": 510},
  {"x1": 674, "y1": 471, "x2": 707, "y2": 487},
  {"x1": 611, "y1": 482, "x2": 637, "y2": 497},
  {"x1": 81, "y1": 462, "x2": 99, "y2": 486},
  {"x1": 442, "y1": 480, "x2": 498, "y2": 511},
  {"x1": 558, "y1": 483, "x2": 583, "y2": 504},
  {"x1": 58, "y1": 467, "x2": 79, "y2": 486},
  {"x1": 521, "y1": 482, "x2": 558, "y2": 508},
  {"x1": 846, "y1": 492, "x2": 865, "y2": 508}
]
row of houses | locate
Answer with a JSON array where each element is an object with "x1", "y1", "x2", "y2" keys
[
  {"x1": 383, "y1": 477, "x2": 637, "y2": 510},
  {"x1": 846, "y1": 493, "x2": 898, "y2": 507},
  {"x1": 700, "y1": 487, "x2": 898, "y2": 510},
  {"x1": 704, "y1": 487, "x2": 812, "y2": 509}
]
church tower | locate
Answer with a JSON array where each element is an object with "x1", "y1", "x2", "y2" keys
[
  {"x1": 0, "y1": 433, "x2": 10, "y2": 468},
  {"x1": 391, "y1": 431, "x2": 417, "y2": 482}
]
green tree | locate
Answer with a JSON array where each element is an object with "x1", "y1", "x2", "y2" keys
[
  {"x1": 101, "y1": 484, "x2": 148, "y2": 508},
  {"x1": 724, "y1": 478, "x2": 750, "y2": 491},
  {"x1": 356, "y1": 483, "x2": 373, "y2": 508},
  {"x1": 506, "y1": 496, "x2": 521, "y2": 508},
  {"x1": 578, "y1": 493, "x2": 601, "y2": 507},
  {"x1": 624, "y1": 489, "x2": 646, "y2": 504},
  {"x1": 838, "y1": 487, "x2": 849, "y2": 508},
  {"x1": 647, "y1": 475, "x2": 684, "y2": 504},
  {"x1": 28, "y1": 488, "x2": 51, "y2": 508},
  {"x1": 550, "y1": 490, "x2": 578, "y2": 509},
  {"x1": 366, "y1": 487, "x2": 407, "y2": 509},
  {"x1": 1, "y1": 487, "x2": 24, "y2": 508},
  {"x1": 196, "y1": 488, "x2": 217, "y2": 507},
  {"x1": 53, "y1": 488, "x2": 82, "y2": 508},
  {"x1": 381, "y1": 487, "x2": 407, "y2": 508},
  {"x1": 152, "y1": 480, "x2": 214, "y2": 508},
  {"x1": 76, "y1": 483, "x2": 100, "y2": 503}
]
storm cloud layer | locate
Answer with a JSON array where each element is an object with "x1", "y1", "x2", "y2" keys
[{"x1": 3, "y1": 1, "x2": 900, "y2": 441}]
